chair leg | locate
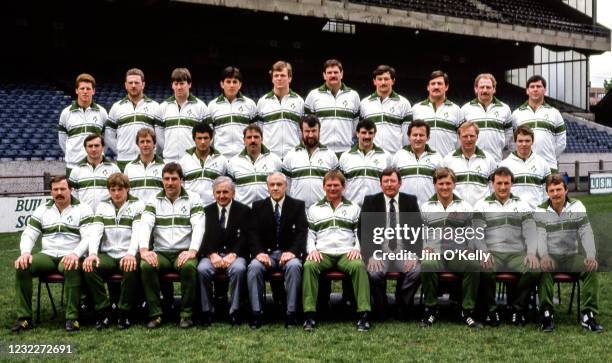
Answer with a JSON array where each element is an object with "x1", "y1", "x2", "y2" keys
[
  {"x1": 576, "y1": 281, "x2": 581, "y2": 323},
  {"x1": 557, "y1": 282, "x2": 562, "y2": 305},
  {"x1": 46, "y1": 282, "x2": 58, "y2": 320},
  {"x1": 568, "y1": 280, "x2": 576, "y2": 315},
  {"x1": 36, "y1": 279, "x2": 42, "y2": 323},
  {"x1": 60, "y1": 283, "x2": 64, "y2": 307}
]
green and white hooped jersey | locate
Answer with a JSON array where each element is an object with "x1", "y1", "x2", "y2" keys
[
  {"x1": 441, "y1": 147, "x2": 497, "y2": 207},
  {"x1": 227, "y1": 145, "x2": 282, "y2": 207},
  {"x1": 339, "y1": 144, "x2": 390, "y2": 207},
  {"x1": 209, "y1": 93, "x2": 257, "y2": 159},
  {"x1": 392, "y1": 145, "x2": 442, "y2": 206},
  {"x1": 256, "y1": 90, "x2": 304, "y2": 159},
  {"x1": 473, "y1": 194, "x2": 537, "y2": 254},
  {"x1": 69, "y1": 157, "x2": 121, "y2": 212},
  {"x1": 511, "y1": 102, "x2": 566, "y2": 170},
  {"x1": 179, "y1": 147, "x2": 228, "y2": 207},
  {"x1": 499, "y1": 151, "x2": 551, "y2": 210},
  {"x1": 419, "y1": 194, "x2": 473, "y2": 253},
  {"x1": 58, "y1": 102, "x2": 107, "y2": 169},
  {"x1": 124, "y1": 155, "x2": 165, "y2": 203},
  {"x1": 91, "y1": 195, "x2": 144, "y2": 258},
  {"x1": 158, "y1": 94, "x2": 210, "y2": 162},
  {"x1": 360, "y1": 91, "x2": 412, "y2": 154},
  {"x1": 534, "y1": 198, "x2": 595, "y2": 258},
  {"x1": 306, "y1": 197, "x2": 361, "y2": 255},
  {"x1": 411, "y1": 98, "x2": 463, "y2": 157},
  {"x1": 282, "y1": 143, "x2": 339, "y2": 209},
  {"x1": 20, "y1": 197, "x2": 95, "y2": 258},
  {"x1": 105, "y1": 96, "x2": 161, "y2": 163},
  {"x1": 461, "y1": 97, "x2": 513, "y2": 163},
  {"x1": 304, "y1": 83, "x2": 360, "y2": 154},
  {"x1": 137, "y1": 188, "x2": 205, "y2": 252}
]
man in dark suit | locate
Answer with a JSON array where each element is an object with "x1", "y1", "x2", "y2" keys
[
  {"x1": 197, "y1": 176, "x2": 251, "y2": 325},
  {"x1": 359, "y1": 167, "x2": 423, "y2": 319},
  {"x1": 247, "y1": 171, "x2": 307, "y2": 328}
]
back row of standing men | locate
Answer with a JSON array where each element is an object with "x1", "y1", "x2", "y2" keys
[{"x1": 58, "y1": 60, "x2": 565, "y2": 210}]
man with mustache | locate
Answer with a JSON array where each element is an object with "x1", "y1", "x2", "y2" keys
[
  {"x1": 105, "y1": 68, "x2": 161, "y2": 171},
  {"x1": 58, "y1": 73, "x2": 107, "y2": 176},
  {"x1": 304, "y1": 59, "x2": 361, "y2": 156},
  {"x1": 256, "y1": 61, "x2": 304, "y2": 158},
  {"x1": 227, "y1": 124, "x2": 282, "y2": 206},
  {"x1": 282, "y1": 115, "x2": 338, "y2": 208},
  {"x1": 359, "y1": 65, "x2": 412, "y2": 154},
  {"x1": 411, "y1": 70, "x2": 463, "y2": 157},
  {"x1": 13, "y1": 175, "x2": 95, "y2": 332},
  {"x1": 339, "y1": 119, "x2": 390, "y2": 206},
  {"x1": 461, "y1": 73, "x2": 513, "y2": 163},
  {"x1": 511, "y1": 75, "x2": 566, "y2": 173}
]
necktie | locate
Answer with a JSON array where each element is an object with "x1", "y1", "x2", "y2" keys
[
  {"x1": 220, "y1": 207, "x2": 226, "y2": 230},
  {"x1": 274, "y1": 202, "x2": 281, "y2": 240},
  {"x1": 389, "y1": 199, "x2": 397, "y2": 251}
]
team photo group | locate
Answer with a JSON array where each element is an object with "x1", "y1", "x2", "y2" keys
[{"x1": 11, "y1": 58, "x2": 604, "y2": 335}]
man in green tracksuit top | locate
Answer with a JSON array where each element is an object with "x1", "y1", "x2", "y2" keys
[
  {"x1": 82, "y1": 173, "x2": 145, "y2": 330},
  {"x1": 302, "y1": 170, "x2": 371, "y2": 332},
  {"x1": 535, "y1": 173, "x2": 603, "y2": 332}
]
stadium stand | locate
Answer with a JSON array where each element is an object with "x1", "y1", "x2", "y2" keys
[{"x1": 349, "y1": 0, "x2": 608, "y2": 36}]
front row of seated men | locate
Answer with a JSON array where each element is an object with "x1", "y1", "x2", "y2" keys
[{"x1": 13, "y1": 163, "x2": 603, "y2": 333}]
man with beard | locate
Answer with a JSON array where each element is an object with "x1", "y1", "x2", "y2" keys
[{"x1": 282, "y1": 115, "x2": 338, "y2": 208}]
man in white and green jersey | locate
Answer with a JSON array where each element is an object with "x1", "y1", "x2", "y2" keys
[
  {"x1": 137, "y1": 163, "x2": 205, "y2": 329},
  {"x1": 282, "y1": 115, "x2": 338, "y2": 209},
  {"x1": 392, "y1": 120, "x2": 443, "y2": 206},
  {"x1": 227, "y1": 124, "x2": 282, "y2": 206},
  {"x1": 124, "y1": 128, "x2": 165, "y2": 202},
  {"x1": 304, "y1": 59, "x2": 360, "y2": 155},
  {"x1": 69, "y1": 134, "x2": 120, "y2": 212},
  {"x1": 209, "y1": 66, "x2": 258, "y2": 158},
  {"x1": 461, "y1": 73, "x2": 513, "y2": 163},
  {"x1": 157, "y1": 68, "x2": 210, "y2": 163},
  {"x1": 105, "y1": 68, "x2": 161, "y2": 171},
  {"x1": 256, "y1": 61, "x2": 304, "y2": 159},
  {"x1": 83, "y1": 173, "x2": 144, "y2": 330},
  {"x1": 511, "y1": 75, "x2": 566, "y2": 172},
  {"x1": 339, "y1": 120, "x2": 389, "y2": 206},
  {"x1": 411, "y1": 70, "x2": 463, "y2": 157},
  {"x1": 499, "y1": 125, "x2": 550, "y2": 210},
  {"x1": 360, "y1": 65, "x2": 412, "y2": 154},
  {"x1": 179, "y1": 123, "x2": 227, "y2": 207},
  {"x1": 442, "y1": 122, "x2": 497, "y2": 207},
  {"x1": 58, "y1": 73, "x2": 107, "y2": 173}
]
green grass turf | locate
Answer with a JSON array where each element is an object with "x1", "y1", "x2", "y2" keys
[{"x1": 0, "y1": 194, "x2": 610, "y2": 362}]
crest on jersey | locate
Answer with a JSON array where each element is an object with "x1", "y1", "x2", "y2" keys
[
  {"x1": 444, "y1": 112, "x2": 449, "y2": 118},
  {"x1": 93, "y1": 116, "x2": 98, "y2": 122},
  {"x1": 143, "y1": 107, "x2": 149, "y2": 113},
  {"x1": 102, "y1": 170, "x2": 108, "y2": 176},
  {"x1": 494, "y1": 111, "x2": 499, "y2": 117},
  {"x1": 187, "y1": 110, "x2": 194, "y2": 117},
  {"x1": 181, "y1": 206, "x2": 187, "y2": 214},
  {"x1": 390, "y1": 107, "x2": 395, "y2": 113},
  {"x1": 343, "y1": 100, "x2": 348, "y2": 107},
  {"x1": 239, "y1": 106, "x2": 244, "y2": 112},
  {"x1": 153, "y1": 170, "x2": 158, "y2": 176},
  {"x1": 290, "y1": 103, "x2": 296, "y2": 110},
  {"x1": 530, "y1": 165, "x2": 537, "y2": 172},
  {"x1": 475, "y1": 166, "x2": 482, "y2": 173},
  {"x1": 544, "y1": 114, "x2": 549, "y2": 120},
  {"x1": 67, "y1": 216, "x2": 74, "y2": 224}
]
